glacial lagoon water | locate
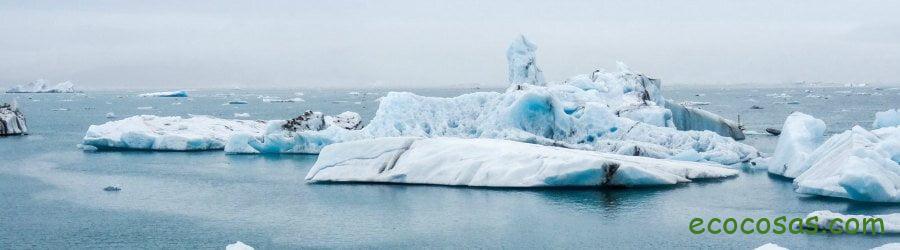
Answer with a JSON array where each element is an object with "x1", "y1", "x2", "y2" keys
[{"x1": 1, "y1": 86, "x2": 898, "y2": 249}]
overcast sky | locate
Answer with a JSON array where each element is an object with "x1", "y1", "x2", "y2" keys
[{"x1": 2, "y1": 0, "x2": 899, "y2": 89}]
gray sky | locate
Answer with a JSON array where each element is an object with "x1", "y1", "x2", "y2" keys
[{"x1": 2, "y1": 0, "x2": 899, "y2": 89}]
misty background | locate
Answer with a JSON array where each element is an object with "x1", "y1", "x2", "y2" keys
[{"x1": 1, "y1": 0, "x2": 899, "y2": 89}]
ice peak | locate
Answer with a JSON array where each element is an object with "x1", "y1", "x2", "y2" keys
[{"x1": 507, "y1": 35, "x2": 546, "y2": 86}]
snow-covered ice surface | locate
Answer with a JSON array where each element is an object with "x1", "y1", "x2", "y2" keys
[
  {"x1": 138, "y1": 90, "x2": 188, "y2": 97},
  {"x1": 755, "y1": 243, "x2": 789, "y2": 250},
  {"x1": 226, "y1": 241, "x2": 254, "y2": 250},
  {"x1": 767, "y1": 112, "x2": 826, "y2": 178},
  {"x1": 875, "y1": 109, "x2": 900, "y2": 129},
  {"x1": 0, "y1": 101, "x2": 27, "y2": 135},
  {"x1": 6, "y1": 79, "x2": 78, "y2": 93},
  {"x1": 81, "y1": 115, "x2": 266, "y2": 151},
  {"x1": 804, "y1": 210, "x2": 899, "y2": 233},
  {"x1": 305, "y1": 137, "x2": 738, "y2": 187}
]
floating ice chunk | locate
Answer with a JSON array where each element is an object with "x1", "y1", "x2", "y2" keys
[
  {"x1": 82, "y1": 115, "x2": 267, "y2": 151},
  {"x1": 138, "y1": 90, "x2": 188, "y2": 97},
  {"x1": 137, "y1": 106, "x2": 153, "y2": 110},
  {"x1": 262, "y1": 97, "x2": 304, "y2": 103},
  {"x1": 226, "y1": 241, "x2": 254, "y2": 250},
  {"x1": 793, "y1": 126, "x2": 900, "y2": 202},
  {"x1": 0, "y1": 101, "x2": 27, "y2": 135},
  {"x1": 51, "y1": 108, "x2": 69, "y2": 111},
  {"x1": 6, "y1": 79, "x2": 78, "y2": 93},
  {"x1": 767, "y1": 112, "x2": 826, "y2": 178},
  {"x1": 755, "y1": 243, "x2": 789, "y2": 250},
  {"x1": 305, "y1": 137, "x2": 738, "y2": 187},
  {"x1": 872, "y1": 243, "x2": 900, "y2": 250},
  {"x1": 803, "y1": 210, "x2": 899, "y2": 233},
  {"x1": 105, "y1": 112, "x2": 116, "y2": 118},
  {"x1": 874, "y1": 109, "x2": 900, "y2": 129},
  {"x1": 234, "y1": 113, "x2": 250, "y2": 118},
  {"x1": 507, "y1": 35, "x2": 545, "y2": 86},
  {"x1": 680, "y1": 101, "x2": 710, "y2": 106},
  {"x1": 665, "y1": 100, "x2": 745, "y2": 140}
]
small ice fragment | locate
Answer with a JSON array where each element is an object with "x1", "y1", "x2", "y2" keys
[
  {"x1": 754, "y1": 243, "x2": 788, "y2": 250},
  {"x1": 105, "y1": 112, "x2": 116, "y2": 118},
  {"x1": 137, "y1": 106, "x2": 153, "y2": 110},
  {"x1": 234, "y1": 113, "x2": 250, "y2": 118},
  {"x1": 226, "y1": 241, "x2": 254, "y2": 250}
]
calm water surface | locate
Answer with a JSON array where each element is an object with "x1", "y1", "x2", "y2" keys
[{"x1": 1, "y1": 86, "x2": 898, "y2": 249}]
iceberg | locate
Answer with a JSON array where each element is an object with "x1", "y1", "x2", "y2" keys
[
  {"x1": 803, "y1": 210, "x2": 899, "y2": 233},
  {"x1": 507, "y1": 35, "x2": 546, "y2": 86},
  {"x1": 0, "y1": 101, "x2": 27, "y2": 135},
  {"x1": 767, "y1": 112, "x2": 826, "y2": 178},
  {"x1": 224, "y1": 37, "x2": 757, "y2": 165},
  {"x1": 873, "y1": 243, "x2": 900, "y2": 250},
  {"x1": 305, "y1": 137, "x2": 738, "y2": 187},
  {"x1": 874, "y1": 109, "x2": 900, "y2": 129},
  {"x1": 764, "y1": 111, "x2": 900, "y2": 202},
  {"x1": 225, "y1": 111, "x2": 367, "y2": 154},
  {"x1": 81, "y1": 115, "x2": 266, "y2": 151},
  {"x1": 6, "y1": 79, "x2": 78, "y2": 93},
  {"x1": 665, "y1": 100, "x2": 745, "y2": 140},
  {"x1": 793, "y1": 125, "x2": 900, "y2": 202},
  {"x1": 755, "y1": 243, "x2": 789, "y2": 250},
  {"x1": 227, "y1": 86, "x2": 758, "y2": 165},
  {"x1": 226, "y1": 241, "x2": 254, "y2": 250},
  {"x1": 137, "y1": 90, "x2": 188, "y2": 97}
]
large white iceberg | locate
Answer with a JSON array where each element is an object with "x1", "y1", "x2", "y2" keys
[
  {"x1": 0, "y1": 101, "x2": 27, "y2": 135},
  {"x1": 305, "y1": 137, "x2": 738, "y2": 187},
  {"x1": 804, "y1": 210, "x2": 899, "y2": 233},
  {"x1": 225, "y1": 38, "x2": 757, "y2": 165},
  {"x1": 81, "y1": 115, "x2": 266, "y2": 151},
  {"x1": 227, "y1": 85, "x2": 758, "y2": 165},
  {"x1": 507, "y1": 35, "x2": 546, "y2": 86},
  {"x1": 767, "y1": 112, "x2": 826, "y2": 178},
  {"x1": 6, "y1": 79, "x2": 78, "y2": 93},
  {"x1": 755, "y1": 243, "x2": 789, "y2": 250},
  {"x1": 138, "y1": 90, "x2": 188, "y2": 97},
  {"x1": 793, "y1": 125, "x2": 900, "y2": 202},
  {"x1": 764, "y1": 111, "x2": 900, "y2": 202}
]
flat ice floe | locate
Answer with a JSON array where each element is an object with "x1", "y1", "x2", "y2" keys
[
  {"x1": 766, "y1": 110, "x2": 900, "y2": 202},
  {"x1": 81, "y1": 115, "x2": 266, "y2": 151},
  {"x1": 137, "y1": 90, "x2": 188, "y2": 97},
  {"x1": 804, "y1": 210, "x2": 899, "y2": 233},
  {"x1": 305, "y1": 137, "x2": 738, "y2": 187}
]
